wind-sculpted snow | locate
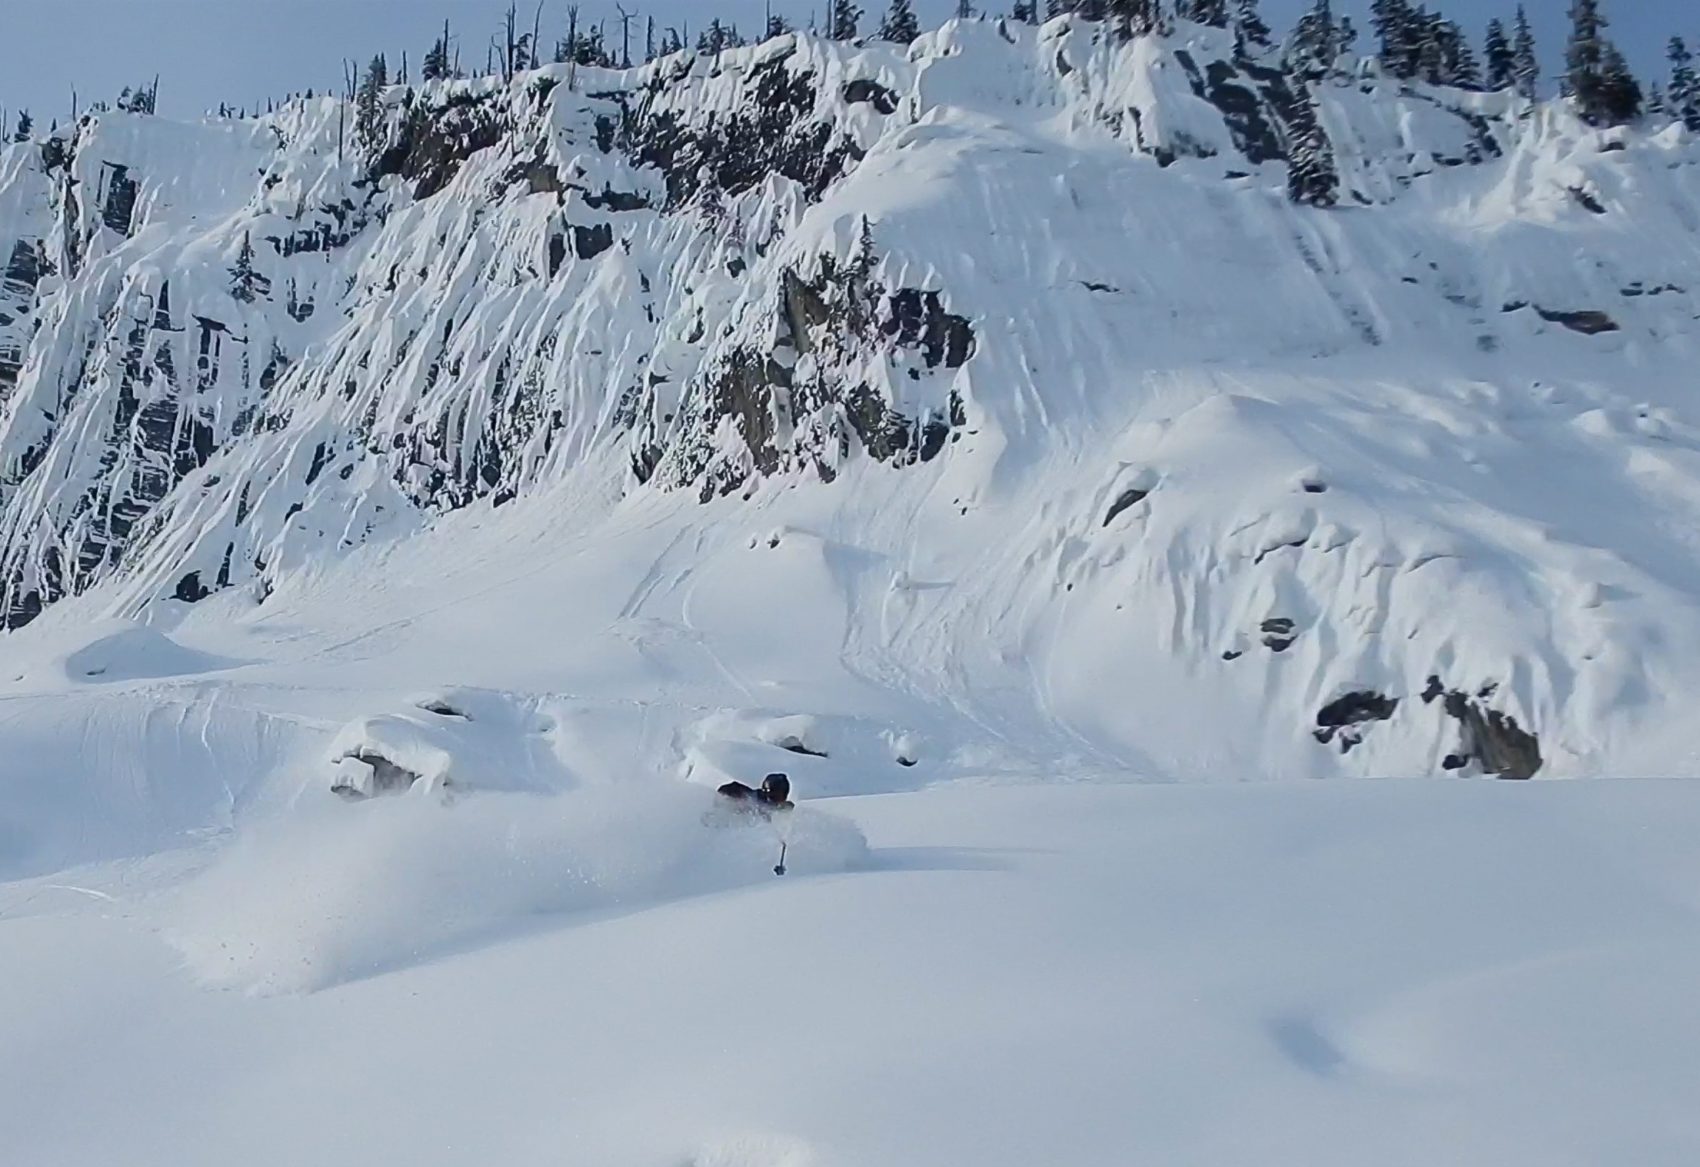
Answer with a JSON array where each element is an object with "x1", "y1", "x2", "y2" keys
[{"x1": 2, "y1": 17, "x2": 1700, "y2": 780}]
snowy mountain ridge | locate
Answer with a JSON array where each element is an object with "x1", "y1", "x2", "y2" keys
[{"x1": 3, "y1": 15, "x2": 1700, "y2": 792}]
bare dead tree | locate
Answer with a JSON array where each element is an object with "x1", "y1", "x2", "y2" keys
[
  {"x1": 615, "y1": 3, "x2": 636, "y2": 68},
  {"x1": 501, "y1": 3, "x2": 519, "y2": 80}
]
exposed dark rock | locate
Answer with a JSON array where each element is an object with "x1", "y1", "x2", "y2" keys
[
  {"x1": 843, "y1": 79, "x2": 899, "y2": 115},
  {"x1": 173, "y1": 571, "x2": 210, "y2": 603},
  {"x1": 572, "y1": 223, "x2": 614, "y2": 260},
  {"x1": 331, "y1": 751, "x2": 430, "y2": 800},
  {"x1": 378, "y1": 91, "x2": 507, "y2": 200},
  {"x1": 1534, "y1": 306, "x2": 1619, "y2": 335},
  {"x1": 775, "y1": 734, "x2": 828, "y2": 758},
  {"x1": 883, "y1": 288, "x2": 975, "y2": 369},
  {"x1": 1103, "y1": 487, "x2": 1149, "y2": 527},
  {"x1": 420, "y1": 699, "x2": 470, "y2": 719},
  {"x1": 626, "y1": 50, "x2": 857, "y2": 207},
  {"x1": 526, "y1": 161, "x2": 564, "y2": 195},
  {"x1": 99, "y1": 162, "x2": 140, "y2": 235},
  {"x1": 1568, "y1": 186, "x2": 1607, "y2": 214},
  {"x1": 1261, "y1": 617, "x2": 1297, "y2": 652},
  {"x1": 584, "y1": 186, "x2": 651, "y2": 212},
  {"x1": 1317, "y1": 691, "x2": 1399, "y2": 728},
  {"x1": 1441, "y1": 689, "x2": 1542, "y2": 779},
  {"x1": 1313, "y1": 690, "x2": 1399, "y2": 753}
]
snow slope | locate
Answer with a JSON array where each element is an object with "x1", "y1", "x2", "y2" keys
[
  {"x1": 3, "y1": 20, "x2": 1700, "y2": 785},
  {"x1": 4, "y1": 780, "x2": 1700, "y2": 1165}
]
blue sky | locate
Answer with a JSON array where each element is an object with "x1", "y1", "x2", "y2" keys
[{"x1": 0, "y1": 0, "x2": 1687, "y2": 127}]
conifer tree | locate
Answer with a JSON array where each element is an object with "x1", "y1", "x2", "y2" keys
[
  {"x1": 1369, "y1": 0, "x2": 1416, "y2": 79},
  {"x1": 1597, "y1": 41, "x2": 1642, "y2": 124},
  {"x1": 355, "y1": 54, "x2": 389, "y2": 159},
  {"x1": 423, "y1": 21, "x2": 451, "y2": 81},
  {"x1": 767, "y1": 13, "x2": 793, "y2": 38},
  {"x1": 1012, "y1": 1, "x2": 1039, "y2": 22},
  {"x1": 1512, "y1": 4, "x2": 1539, "y2": 99},
  {"x1": 1234, "y1": 0, "x2": 1271, "y2": 52},
  {"x1": 1286, "y1": 0, "x2": 1339, "y2": 80},
  {"x1": 229, "y1": 232, "x2": 269, "y2": 303},
  {"x1": 1287, "y1": 90, "x2": 1338, "y2": 206},
  {"x1": 1670, "y1": 37, "x2": 1700, "y2": 131},
  {"x1": 1109, "y1": 0, "x2": 1158, "y2": 38},
  {"x1": 1484, "y1": 19, "x2": 1514, "y2": 91},
  {"x1": 881, "y1": 0, "x2": 921, "y2": 43},
  {"x1": 1434, "y1": 19, "x2": 1480, "y2": 89},
  {"x1": 13, "y1": 111, "x2": 31, "y2": 143},
  {"x1": 698, "y1": 19, "x2": 729, "y2": 53},
  {"x1": 1564, "y1": 0, "x2": 1607, "y2": 115},
  {"x1": 1188, "y1": 0, "x2": 1228, "y2": 28},
  {"x1": 831, "y1": 0, "x2": 863, "y2": 39}
]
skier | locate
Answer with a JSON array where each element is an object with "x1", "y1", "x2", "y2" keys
[{"x1": 716, "y1": 772, "x2": 794, "y2": 815}]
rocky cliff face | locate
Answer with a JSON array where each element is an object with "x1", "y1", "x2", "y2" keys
[{"x1": 3, "y1": 17, "x2": 1699, "y2": 778}]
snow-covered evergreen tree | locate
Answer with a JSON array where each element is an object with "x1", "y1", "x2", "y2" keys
[
  {"x1": 1012, "y1": 0, "x2": 1038, "y2": 22},
  {"x1": 1369, "y1": 0, "x2": 1406, "y2": 78},
  {"x1": 1287, "y1": 90, "x2": 1338, "y2": 207},
  {"x1": 1668, "y1": 37, "x2": 1700, "y2": 131},
  {"x1": 1234, "y1": 0, "x2": 1272, "y2": 53},
  {"x1": 1433, "y1": 19, "x2": 1480, "y2": 89},
  {"x1": 1597, "y1": 42, "x2": 1642, "y2": 124},
  {"x1": 1180, "y1": 0, "x2": 1228, "y2": 26},
  {"x1": 228, "y1": 232, "x2": 269, "y2": 304},
  {"x1": 698, "y1": 19, "x2": 733, "y2": 53},
  {"x1": 13, "y1": 111, "x2": 31, "y2": 144},
  {"x1": 767, "y1": 13, "x2": 793, "y2": 38},
  {"x1": 355, "y1": 54, "x2": 388, "y2": 161},
  {"x1": 1286, "y1": 0, "x2": 1339, "y2": 80},
  {"x1": 1484, "y1": 19, "x2": 1514, "y2": 91},
  {"x1": 1565, "y1": 0, "x2": 1608, "y2": 120},
  {"x1": 881, "y1": 0, "x2": 921, "y2": 43},
  {"x1": 1109, "y1": 0, "x2": 1159, "y2": 39},
  {"x1": 1512, "y1": 4, "x2": 1540, "y2": 99},
  {"x1": 831, "y1": 0, "x2": 863, "y2": 39}
]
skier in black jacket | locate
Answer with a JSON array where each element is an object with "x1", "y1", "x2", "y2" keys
[{"x1": 717, "y1": 773, "x2": 793, "y2": 815}]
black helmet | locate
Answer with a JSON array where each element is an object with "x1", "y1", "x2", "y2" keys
[{"x1": 761, "y1": 773, "x2": 791, "y2": 801}]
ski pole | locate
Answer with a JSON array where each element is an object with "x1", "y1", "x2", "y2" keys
[{"x1": 774, "y1": 840, "x2": 788, "y2": 876}]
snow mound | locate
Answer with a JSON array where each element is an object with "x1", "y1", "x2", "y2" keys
[
  {"x1": 163, "y1": 783, "x2": 869, "y2": 994},
  {"x1": 57, "y1": 620, "x2": 238, "y2": 684},
  {"x1": 682, "y1": 709, "x2": 936, "y2": 797},
  {"x1": 686, "y1": 1133, "x2": 824, "y2": 1167},
  {"x1": 325, "y1": 688, "x2": 566, "y2": 799}
]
